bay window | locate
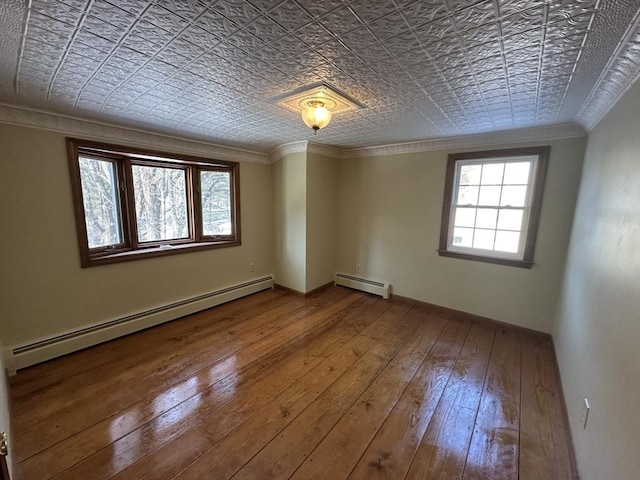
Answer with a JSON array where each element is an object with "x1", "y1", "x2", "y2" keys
[{"x1": 67, "y1": 138, "x2": 240, "y2": 267}]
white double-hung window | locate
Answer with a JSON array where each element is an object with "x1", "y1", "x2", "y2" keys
[{"x1": 438, "y1": 146, "x2": 549, "y2": 268}]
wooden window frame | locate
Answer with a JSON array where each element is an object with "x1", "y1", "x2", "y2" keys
[
  {"x1": 438, "y1": 146, "x2": 549, "y2": 268},
  {"x1": 67, "y1": 138, "x2": 241, "y2": 267}
]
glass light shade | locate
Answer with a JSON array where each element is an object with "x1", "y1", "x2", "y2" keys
[{"x1": 301, "y1": 104, "x2": 331, "y2": 131}]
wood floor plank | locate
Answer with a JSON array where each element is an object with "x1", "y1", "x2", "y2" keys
[
  {"x1": 288, "y1": 309, "x2": 448, "y2": 480},
  {"x1": 41, "y1": 292, "x2": 372, "y2": 480},
  {"x1": 227, "y1": 304, "x2": 419, "y2": 480},
  {"x1": 10, "y1": 289, "x2": 290, "y2": 404},
  {"x1": 12, "y1": 290, "x2": 294, "y2": 433},
  {"x1": 107, "y1": 295, "x2": 390, "y2": 480},
  {"x1": 462, "y1": 327, "x2": 522, "y2": 480},
  {"x1": 348, "y1": 317, "x2": 471, "y2": 480},
  {"x1": 404, "y1": 322, "x2": 496, "y2": 480},
  {"x1": 17, "y1": 290, "x2": 358, "y2": 478},
  {"x1": 13, "y1": 291, "x2": 318, "y2": 459},
  {"x1": 127, "y1": 298, "x2": 397, "y2": 480},
  {"x1": 519, "y1": 335, "x2": 576, "y2": 480},
  {"x1": 10, "y1": 287, "x2": 578, "y2": 480}
]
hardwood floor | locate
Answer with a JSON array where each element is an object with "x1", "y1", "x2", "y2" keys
[{"x1": 9, "y1": 287, "x2": 577, "y2": 479}]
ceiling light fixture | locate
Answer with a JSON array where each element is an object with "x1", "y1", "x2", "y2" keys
[
  {"x1": 271, "y1": 82, "x2": 366, "y2": 135},
  {"x1": 301, "y1": 99, "x2": 333, "y2": 134}
]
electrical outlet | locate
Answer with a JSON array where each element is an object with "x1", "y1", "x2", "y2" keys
[
  {"x1": 581, "y1": 398, "x2": 590, "y2": 429},
  {"x1": 356, "y1": 264, "x2": 361, "y2": 273},
  {"x1": 249, "y1": 262, "x2": 255, "y2": 272}
]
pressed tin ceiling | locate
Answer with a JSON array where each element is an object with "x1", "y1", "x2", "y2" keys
[
  {"x1": 0, "y1": 0, "x2": 639, "y2": 152},
  {"x1": 273, "y1": 82, "x2": 365, "y2": 116}
]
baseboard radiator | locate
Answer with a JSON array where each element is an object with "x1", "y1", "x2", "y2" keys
[
  {"x1": 9, "y1": 275, "x2": 274, "y2": 372},
  {"x1": 334, "y1": 273, "x2": 390, "y2": 299}
]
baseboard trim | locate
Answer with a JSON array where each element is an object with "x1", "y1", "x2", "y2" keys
[
  {"x1": 391, "y1": 293, "x2": 548, "y2": 338},
  {"x1": 549, "y1": 342, "x2": 581, "y2": 480},
  {"x1": 305, "y1": 281, "x2": 335, "y2": 297},
  {"x1": 274, "y1": 281, "x2": 334, "y2": 298},
  {"x1": 9, "y1": 275, "x2": 274, "y2": 371},
  {"x1": 274, "y1": 284, "x2": 305, "y2": 297}
]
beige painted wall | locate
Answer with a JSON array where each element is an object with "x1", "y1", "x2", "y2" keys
[
  {"x1": 336, "y1": 137, "x2": 585, "y2": 332},
  {"x1": 272, "y1": 149, "x2": 338, "y2": 293},
  {"x1": 0, "y1": 124, "x2": 273, "y2": 348},
  {"x1": 306, "y1": 152, "x2": 338, "y2": 291},
  {"x1": 272, "y1": 152, "x2": 307, "y2": 292},
  {"x1": 553, "y1": 81, "x2": 640, "y2": 480}
]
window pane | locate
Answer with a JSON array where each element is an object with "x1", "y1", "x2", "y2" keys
[
  {"x1": 478, "y1": 185, "x2": 501, "y2": 206},
  {"x1": 481, "y1": 163, "x2": 504, "y2": 184},
  {"x1": 452, "y1": 227, "x2": 474, "y2": 247},
  {"x1": 495, "y1": 230, "x2": 520, "y2": 253},
  {"x1": 503, "y1": 162, "x2": 530, "y2": 184},
  {"x1": 457, "y1": 186, "x2": 479, "y2": 205},
  {"x1": 497, "y1": 209, "x2": 523, "y2": 231},
  {"x1": 79, "y1": 156, "x2": 122, "y2": 249},
  {"x1": 454, "y1": 207, "x2": 476, "y2": 228},
  {"x1": 459, "y1": 165, "x2": 481, "y2": 185},
  {"x1": 457, "y1": 187, "x2": 480, "y2": 205},
  {"x1": 441, "y1": 147, "x2": 548, "y2": 266},
  {"x1": 473, "y1": 229, "x2": 495, "y2": 250},
  {"x1": 132, "y1": 165, "x2": 189, "y2": 242},
  {"x1": 201, "y1": 170, "x2": 232, "y2": 236},
  {"x1": 476, "y1": 208, "x2": 498, "y2": 229},
  {"x1": 500, "y1": 185, "x2": 527, "y2": 207}
]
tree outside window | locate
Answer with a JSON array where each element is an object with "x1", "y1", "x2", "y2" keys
[{"x1": 67, "y1": 138, "x2": 240, "y2": 267}]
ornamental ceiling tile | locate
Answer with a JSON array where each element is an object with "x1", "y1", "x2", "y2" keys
[{"x1": 1, "y1": 0, "x2": 638, "y2": 150}]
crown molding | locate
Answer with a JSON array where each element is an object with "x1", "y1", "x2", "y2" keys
[
  {"x1": 268, "y1": 140, "x2": 343, "y2": 163},
  {"x1": 576, "y1": 12, "x2": 640, "y2": 132},
  {"x1": 0, "y1": 103, "x2": 271, "y2": 164},
  {"x1": 269, "y1": 140, "x2": 308, "y2": 163},
  {"x1": 340, "y1": 123, "x2": 586, "y2": 159},
  {"x1": 307, "y1": 142, "x2": 342, "y2": 159},
  {"x1": 1, "y1": 102, "x2": 588, "y2": 165},
  {"x1": 268, "y1": 124, "x2": 585, "y2": 163}
]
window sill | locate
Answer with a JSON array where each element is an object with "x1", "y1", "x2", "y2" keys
[
  {"x1": 437, "y1": 249, "x2": 534, "y2": 269},
  {"x1": 83, "y1": 240, "x2": 240, "y2": 267}
]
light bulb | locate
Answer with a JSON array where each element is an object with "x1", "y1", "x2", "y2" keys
[{"x1": 301, "y1": 101, "x2": 332, "y2": 134}]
